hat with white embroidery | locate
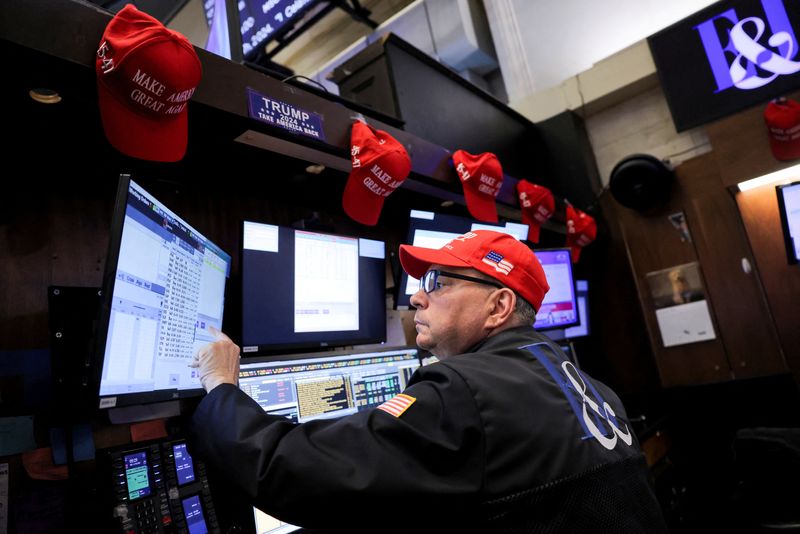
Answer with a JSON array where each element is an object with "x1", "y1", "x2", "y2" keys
[
  {"x1": 96, "y1": 4, "x2": 202, "y2": 162},
  {"x1": 453, "y1": 150, "x2": 503, "y2": 223},
  {"x1": 764, "y1": 98, "x2": 800, "y2": 161},
  {"x1": 516, "y1": 180, "x2": 555, "y2": 243},
  {"x1": 343, "y1": 120, "x2": 411, "y2": 225}
]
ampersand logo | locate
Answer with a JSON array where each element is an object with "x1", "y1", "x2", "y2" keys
[{"x1": 695, "y1": 0, "x2": 800, "y2": 92}]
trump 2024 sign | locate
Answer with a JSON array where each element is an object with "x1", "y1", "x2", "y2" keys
[{"x1": 649, "y1": 0, "x2": 800, "y2": 131}]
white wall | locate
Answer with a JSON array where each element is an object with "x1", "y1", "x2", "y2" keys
[
  {"x1": 481, "y1": 0, "x2": 718, "y2": 183},
  {"x1": 511, "y1": 0, "x2": 717, "y2": 92},
  {"x1": 486, "y1": 0, "x2": 718, "y2": 103}
]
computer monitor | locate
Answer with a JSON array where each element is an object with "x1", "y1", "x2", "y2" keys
[
  {"x1": 94, "y1": 175, "x2": 231, "y2": 410},
  {"x1": 241, "y1": 221, "x2": 387, "y2": 354},
  {"x1": 238, "y1": 0, "x2": 323, "y2": 60},
  {"x1": 202, "y1": 0, "x2": 242, "y2": 62},
  {"x1": 776, "y1": 182, "x2": 800, "y2": 264},
  {"x1": 396, "y1": 209, "x2": 529, "y2": 308},
  {"x1": 532, "y1": 249, "x2": 579, "y2": 331},
  {"x1": 564, "y1": 280, "x2": 589, "y2": 338},
  {"x1": 239, "y1": 346, "x2": 421, "y2": 422},
  {"x1": 239, "y1": 346, "x2": 421, "y2": 534}
]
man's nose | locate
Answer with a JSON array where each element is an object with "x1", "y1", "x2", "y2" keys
[{"x1": 409, "y1": 288, "x2": 428, "y2": 309}]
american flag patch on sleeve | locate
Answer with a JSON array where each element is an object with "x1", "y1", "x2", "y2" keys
[{"x1": 376, "y1": 393, "x2": 416, "y2": 417}]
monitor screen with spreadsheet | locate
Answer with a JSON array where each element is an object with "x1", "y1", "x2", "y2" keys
[
  {"x1": 241, "y1": 221, "x2": 387, "y2": 354},
  {"x1": 239, "y1": 346, "x2": 420, "y2": 534},
  {"x1": 94, "y1": 175, "x2": 231, "y2": 409}
]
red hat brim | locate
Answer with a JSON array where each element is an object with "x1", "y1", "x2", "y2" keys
[{"x1": 399, "y1": 244, "x2": 472, "y2": 280}]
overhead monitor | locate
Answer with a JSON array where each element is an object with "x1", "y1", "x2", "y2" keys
[
  {"x1": 241, "y1": 221, "x2": 387, "y2": 354},
  {"x1": 532, "y1": 249, "x2": 579, "y2": 331},
  {"x1": 396, "y1": 210, "x2": 529, "y2": 308},
  {"x1": 647, "y1": 0, "x2": 800, "y2": 132},
  {"x1": 239, "y1": 0, "x2": 323, "y2": 59},
  {"x1": 202, "y1": 0, "x2": 244, "y2": 62},
  {"x1": 95, "y1": 175, "x2": 231, "y2": 410},
  {"x1": 777, "y1": 182, "x2": 800, "y2": 264},
  {"x1": 239, "y1": 346, "x2": 421, "y2": 534}
]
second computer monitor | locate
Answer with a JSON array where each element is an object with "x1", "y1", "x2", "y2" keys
[
  {"x1": 533, "y1": 249, "x2": 579, "y2": 331},
  {"x1": 241, "y1": 221, "x2": 387, "y2": 354}
]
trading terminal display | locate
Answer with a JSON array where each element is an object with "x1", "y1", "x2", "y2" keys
[
  {"x1": 295, "y1": 376, "x2": 353, "y2": 419},
  {"x1": 239, "y1": 348, "x2": 421, "y2": 424}
]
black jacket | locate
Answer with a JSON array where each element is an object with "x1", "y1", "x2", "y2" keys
[{"x1": 191, "y1": 326, "x2": 667, "y2": 533}]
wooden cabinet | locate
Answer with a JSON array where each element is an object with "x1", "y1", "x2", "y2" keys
[{"x1": 611, "y1": 153, "x2": 786, "y2": 387}]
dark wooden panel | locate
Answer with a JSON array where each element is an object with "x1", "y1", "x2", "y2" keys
[
  {"x1": 614, "y1": 193, "x2": 732, "y2": 387},
  {"x1": 706, "y1": 88, "x2": 800, "y2": 188},
  {"x1": 580, "y1": 196, "x2": 661, "y2": 394},
  {"x1": 736, "y1": 187, "x2": 800, "y2": 382},
  {"x1": 704, "y1": 89, "x2": 800, "y2": 383},
  {"x1": 675, "y1": 157, "x2": 786, "y2": 378}
]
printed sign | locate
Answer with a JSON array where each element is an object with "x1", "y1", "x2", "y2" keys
[
  {"x1": 645, "y1": 262, "x2": 717, "y2": 347},
  {"x1": 649, "y1": 0, "x2": 800, "y2": 131},
  {"x1": 247, "y1": 88, "x2": 326, "y2": 142}
]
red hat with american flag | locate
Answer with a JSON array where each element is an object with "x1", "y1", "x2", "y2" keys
[{"x1": 399, "y1": 229, "x2": 549, "y2": 311}]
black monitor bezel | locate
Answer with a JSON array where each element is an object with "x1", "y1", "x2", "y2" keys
[
  {"x1": 239, "y1": 344, "x2": 422, "y2": 370},
  {"x1": 93, "y1": 175, "x2": 229, "y2": 410},
  {"x1": 239, "y1": 220, "x2": 388, "y2": 355},
  {"x1": 776, "y1": 181, "x2": 800, "y2": 265}
]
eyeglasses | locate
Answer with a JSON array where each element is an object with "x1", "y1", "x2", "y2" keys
[{"x1": 419, "y1": 269, "x2": 503, "y2": 294}]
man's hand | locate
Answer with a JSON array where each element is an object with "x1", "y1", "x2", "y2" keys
[{"x1": 189, "y1": 326, "x2": 241, "y2": 392}]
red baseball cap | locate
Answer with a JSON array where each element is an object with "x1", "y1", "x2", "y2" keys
[
  {"x1": 96, "y1": 4, "x2": 202, "y2": 162},
  {"x1": 399, "y1": 229, "x2": 549, "y2": 311},
  {"x1": 515, "y1": 180, "x2": 555, "y2": 243},
  {"x1": 453, "y1": 150, "x2": 503, "y2": 223},
  {"x1": 764, "y1": 98, "x2": 800, "y2": 161},
  {"x1": 565, "y1": 205, "x2": 596, "y2": 263},
  {"x1": 343, "y1": 121, "x2": 411, "y2": 225}
]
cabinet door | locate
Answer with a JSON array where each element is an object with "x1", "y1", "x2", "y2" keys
[
  {"x1": 614, "y1": 154, "x2": 785, "y2": 386},
  {"x1": 677, "y1": 157, "x2": 786, "y2": 379}
]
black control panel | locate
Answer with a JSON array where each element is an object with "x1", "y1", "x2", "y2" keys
[{"x1": 102, "y1": 438, "x2": 220, "y2": 534}]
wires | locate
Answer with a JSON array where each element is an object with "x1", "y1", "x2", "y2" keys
[{"x1": 281, "y1": 74, "x2": 330, "y2": 93}]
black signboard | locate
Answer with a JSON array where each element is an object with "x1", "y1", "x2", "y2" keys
[
  {"x1": 648, "y1": 0, "x2": 800, "y2": 131},
  {"x1": 239, "y1": 0, "x2": 322, "y2": 58}
]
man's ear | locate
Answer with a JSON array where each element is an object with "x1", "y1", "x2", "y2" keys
[{"x1": 485, "y1": 288, "x2": 516, "y2": 329}]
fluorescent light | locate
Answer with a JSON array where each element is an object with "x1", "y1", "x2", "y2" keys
[{"x1": 737, "y1": 163, "x2": 800, "y2": 192}]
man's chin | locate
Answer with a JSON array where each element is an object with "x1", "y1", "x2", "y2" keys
[{"x1": 415, "y1": 335, "x2": 432, "y2": 352}]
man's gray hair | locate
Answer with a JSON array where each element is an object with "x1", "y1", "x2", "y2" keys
[{"x1": 513, "y1": 295, "x2": 538, "y2": 326}]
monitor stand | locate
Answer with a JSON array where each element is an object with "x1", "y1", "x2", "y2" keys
[{"x1": 108, "y1": 400, "x2": 180, "y2": 425}]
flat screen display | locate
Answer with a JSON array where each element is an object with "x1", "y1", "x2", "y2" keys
[
  {"x1": 238, "y1": 347, "x2": 420, "y2": 423},
  {"x1": 564, "y1": 280, "x2": 589, "y2": 338},
  {"x1": 241, "y1": 221, "x2": 386, "y2": 353},
  {"x1": 124, "y1": 451, "x2": 151, "y2": 501},
  {"x1": 648, "y1": 0, "x2": 800, "y2": 132},
  {"x1": 173, "y1": 443, "x2": 196, "y2": 486},
  {"x1": 95, "y1": 176, "x2": 231, "y2": 409},
  {"x1": 397, "y1": 210, "x2": 529, "y2": 308},
  {"x1": 777, "y1": 181, "x2": 800, "y2": 264},
  {"x1": 533, "y1": 249, "x2": 579, "y2": 331},
  {"x1": 181, "y1": 494, "x2": 209, "y2": 534},
  {"x1": 239, "y1": 0, "x2": 322, "y2": 58}
]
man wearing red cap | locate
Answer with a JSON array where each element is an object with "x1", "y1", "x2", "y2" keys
[{"x1": 190, "y1": 231, "x2": 667, "y2": 533}]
